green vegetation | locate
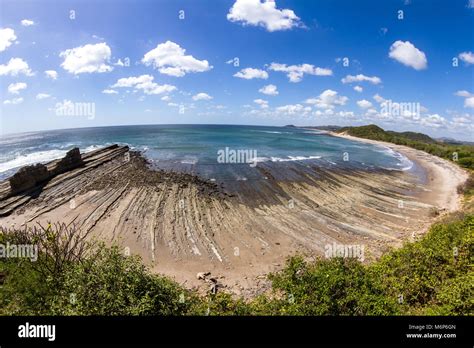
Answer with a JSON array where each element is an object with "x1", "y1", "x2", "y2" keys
[
  {"x1": 1, "y1": 125, "x2": 472, "y2": 315},
  {"x1": 337, "y1": 124, "x2": 474, "y2": 170},
  {"x1": 1, "y1": 212, "x2": 472, "y2": 316}
]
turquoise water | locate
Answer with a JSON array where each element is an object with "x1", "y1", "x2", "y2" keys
[{"x1": 0, "y1": 124, "x2": 413, "y2": 180}]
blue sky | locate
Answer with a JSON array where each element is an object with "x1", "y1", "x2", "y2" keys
[{"x1": 1, "y1": 0, "x2": 473, "y2": 140}]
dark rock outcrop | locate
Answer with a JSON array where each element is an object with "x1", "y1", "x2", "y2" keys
[
  {"x1": 9, "y1": 163, "x2": 50, "y2": 194},
  {"x1": 51, "y1": 148, "x2": 84, "y2": 175}
]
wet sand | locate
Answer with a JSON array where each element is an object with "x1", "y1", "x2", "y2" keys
[{"x1": 0, "y1": 135, "x2": 468, "y2": 297}]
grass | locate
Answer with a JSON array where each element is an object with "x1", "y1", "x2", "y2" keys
[{"x1": 0, "y1": 211, "x2": 472, "y2": 316}]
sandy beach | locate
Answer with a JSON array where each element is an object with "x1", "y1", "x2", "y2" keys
[
  {"x1": 330, "y1": 131, "x2": 469, "y2": 212},
  {"x1": 0, "y1": 135, "x2": 469, "y2": 297}
]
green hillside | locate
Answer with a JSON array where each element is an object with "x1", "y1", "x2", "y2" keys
[{"x1": 337, "y1": 125, "x2": 474, "y2": 170}]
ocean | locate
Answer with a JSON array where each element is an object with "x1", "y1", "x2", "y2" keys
[{"x1": 0, "y1": 124, "x2": 414, "y2": 181}]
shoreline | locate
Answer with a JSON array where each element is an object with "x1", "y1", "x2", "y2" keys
[
  {"x1": 329, "y1": 131, "x2": 469, "y2": 213},
  {"x1": 0, "y1": 136, "x2": 469, "y2": 297}
]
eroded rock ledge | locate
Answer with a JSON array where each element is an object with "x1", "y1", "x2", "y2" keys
[{"x1": 0, "y1": 144, "x2": 441, "y2": 296}]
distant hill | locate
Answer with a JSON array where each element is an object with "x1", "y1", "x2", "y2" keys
[
  {"x1": 335, "y1": 124, "x2": 474, "y2": 170},
  {"x1": 303, "y1": 125, "x2": 343, "y2": 132},
  {"x1": 437, "y1": 137, "x2": 474, "y2": 146},
  {"x1": 388, "y1": 131, "x2": 436, "y2": 144}
]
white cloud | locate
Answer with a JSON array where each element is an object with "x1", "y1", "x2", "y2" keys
[
  {"x1": 102, "y1": 89, "x2": 118, "y2": 94},
  {"x1": 227, "y1": 0, "x2": 303, "y2": 32},
  {"x1": 0, "y1": 58, "x2": 33, "y2": 76},
  {"x1": 305, "y1": 89, "x2": 348, "y2": 109},
  {"x1": 259, "y1": 84, "x2": 278, "y2": 96},
  {"x1": 142, "y1": 41, "x2": 212, "y2": 77},
  {"x1": 8, "y1": 82, "x2": 27, "y2": 94},
  {"x1": 337, "y1": 111, "x2": 355, "y2": 118},
  {"x1": 268, "y1": 63, "x2": 332, "y2": 82},
  {"x1": 36, "y1": 93, "x2": 51, "y2": 100},
  {"x1": 161, "y1": 95, "x2": 171, "y2": 101},
  {"x1": 458, "y1": 51, "x2": 474, "y2": 65},
  {"x1": 254, "y1": 98, "x2": 269, "y2": 108},
  {"x1": 21, "y1": 19, "x2": 35, "y2": 26},
  {"x1": 420, "y1": 114, "x2": 446, "y2": 128},
  {"x1": 111, "y1": 74, "x2": 176, "y2": 95},
  {"x1": 0, "y1": 28, "x2": 17, "y2": 52},
  {"x1": 353, "y1": 85, "x2": 363, "y2": 93},
  {"x1": 3, "y1": 97, "x2": 23, "y2": 105},
  {"x1": 357, "y1": 99, "x2": 373, "y2": 109},
  {"x1": 465, "y1": 97, "x2": 474, "y2": 108},
  {"x1": 373, "y1": 93, "x2": 387, "y2": 104},
  {"x1": 275, "y1": 104, "x2": 311, "y2": 115},
  {"x1": 388, "y1": 40, "x2": 427, "y2": 70},
  {"x1": 234, "y1": 67, "x2": 268, "y2": 79},
  {"x1": 192, "y1": 92, "x2": 213, "y2": 101},
  {"x1": 44, "y1": 70, "x2": 58, "y2": 80},
  {"x1": 60, "y1": 43, "x2": 113, "y2": 74},
  {"x1": 455, "y1": 90, "x2": 473, "y2": 98},
  {"x1": 341, "y1": 74, "x2": 381, "y2": 84},
  {"x1": 454, "y1": 90, "x2": 474, "y2": 108}
]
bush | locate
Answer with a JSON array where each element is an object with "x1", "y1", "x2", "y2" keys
[{"x1": 1, "y1": 213, "x2": 472, "y2": 316}]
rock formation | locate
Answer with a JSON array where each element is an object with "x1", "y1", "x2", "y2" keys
[{"x1": 9, "y1": 163, "x2": 49, "y2": 194}]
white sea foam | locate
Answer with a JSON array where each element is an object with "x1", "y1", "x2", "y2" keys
[
  {"x1": 378, "y1": 146, "x2": 414, "y2": 171},
  {"x1": 0, "y1": 145, "x2": 106, "y2": 174},
  {"x1": 254, "y1": 155, "x2": 322, "y2": 163},
  {"x1": 0, "y1": 149, "x2": 68, "y2": 173}
]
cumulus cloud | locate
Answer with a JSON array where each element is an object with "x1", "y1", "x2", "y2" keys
[
  {"x1": 227, "y1": 0, "x2": 303, "y2": 32},
  {"x1": 268, "y1": 63, "x2": 332, "y2": 82},
  {"x1": 254, "y1": 98, "x2": 269, "y2": 108},
  {"x1": 44, "y1": 70, "x2": 58, "y2": 80},
  {"x1": 259, "y1": 84, "x2": 278, "y2": 95},
  {"x1": 458, "y1": 51, "x2": 474, "y2": 65},
  {"x1": 276, "y1": 104, "x2": 311, "y2": 115},
  {"x1": 102, "y1": 89, "x2": 118, "y2": 94},
  {"x1": 36, "y1": 93, "x2": 51, "y2": 100},
  {"x1": 0, "y1": 58, "x2": 33, "y2": 76},
  {"x1": 419, "y1": 114, "x2": 446, "y2": 128},
  {"x1": 8, "y1": 82, "x2": 27, "y2": 94},
  {"x1": 465, "y1": 98, "x2": 474, "y2": 108},
  {"x1": 373, "y1": 93, "x2": 387, "y2": 104},
  {"x1": 341, "y1": 74, "x2": 381, "y2": 85},
  {"x1": 388, "y1": 40, "x2": 427, "y2": 70},
  {"x1": 161, "y1": 95, "x2": 171, "y2": 102},
  {"x1": 192, "y1": 92, "x2": 213, "y2": 101},
  {"x1": 234, "y1": 67, "x2": 268, "y2": 79},
  {"x1": 454, "y1": 90, "x2": 474, "y2": 108},
  {"x1": 455, "y1": 90, "x2": 472, "y2": 98},
  {"x1": 357, "y1": 99, "x2": 373, "y2": 109},
  {"x1": 0, "y1": 28, "x2": 17, "y2": 52},
  {"x1": 60, "y1": 43, "x2": 113, "y2": 74},
  {"x1": 305, "y1": 89, "x2": 348, "y2": 109},
  {"x1": 21, "y1": 19, "x2": 35, "y2": 26},
  {"x1": 3, "y1": 97, "x2": 23, "y2": 105},
  {"x1": 142, "y1": 41, "x2": 212, "y2": 77},
  {"x1": 353, "y1": 85, "x2": 363, "y2": 93},
  {"x1": 111, "y1": 74, "x2": 176, "y2": 95}
]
